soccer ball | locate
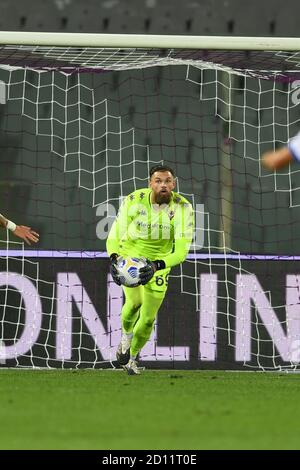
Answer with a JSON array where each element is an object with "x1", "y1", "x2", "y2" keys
[{"x1": 116, "y1": 257, "x2": 147, "y2": 287}]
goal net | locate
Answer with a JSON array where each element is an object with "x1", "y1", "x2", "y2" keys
[{"x1": 1, "y1": 33, "x2": 300, "y2": 370}]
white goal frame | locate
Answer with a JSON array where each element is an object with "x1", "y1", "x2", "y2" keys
[
  {"x1": 1, "y1": 31, "x2": 300, "y2": 371},
  {"x1": 0, "y1": 31, "x2": 299, "y2": 51}
]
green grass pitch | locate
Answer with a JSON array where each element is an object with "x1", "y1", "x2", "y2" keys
[{"x1": 0, "y1": 369, "x2": 299, "y2": 450}]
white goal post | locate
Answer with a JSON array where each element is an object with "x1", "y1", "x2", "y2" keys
[{"x1": 0, "y1": 31, "x2": 300, "y2": 50}]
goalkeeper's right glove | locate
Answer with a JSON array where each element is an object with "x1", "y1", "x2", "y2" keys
[
  {"x1": 139, "y1": 259, "x2": 166, "y2": 285},
  {"x1": 109, "y1": 253, "x2": 121, "y2": 286}
]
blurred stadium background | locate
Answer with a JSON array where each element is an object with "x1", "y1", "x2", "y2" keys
[{"x1": 1, "y1": 0, "x2": 300, "y2": 252}]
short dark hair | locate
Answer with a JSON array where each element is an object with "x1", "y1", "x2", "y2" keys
[{"x1": 149, "y1": 165, "x2": 176, "y2": 178}]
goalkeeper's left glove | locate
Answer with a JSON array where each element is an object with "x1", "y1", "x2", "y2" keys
[{"x1": 139, "y1": 259, "x2": 166, "y2": 285}]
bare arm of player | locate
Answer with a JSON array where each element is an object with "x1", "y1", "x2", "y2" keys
[
  {"x1": 0, "y1": 213, "x2": 7, "y2": 228},
  {"x1": 0, "y1": 213, "x2": 39, "y2": 245},
  {"x1": 261, "y1": 146, "x2": 293, "y2": 170}
]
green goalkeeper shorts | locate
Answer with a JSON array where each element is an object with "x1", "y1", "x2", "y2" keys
[{"x1": 146, "y1": 267, "x2": 171, "y2": 293}]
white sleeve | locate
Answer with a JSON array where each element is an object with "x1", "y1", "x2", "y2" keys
[{"x1": 288, "y1": 132, "x2": 300, "y2": 162}]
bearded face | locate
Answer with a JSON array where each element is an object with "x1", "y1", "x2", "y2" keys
[{"x1": 149, "y1": 171, "x2": 176, "y2": 205}]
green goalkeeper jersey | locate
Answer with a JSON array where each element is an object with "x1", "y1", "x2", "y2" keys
[{"x1": 106, "y1": 188, "x2": 194, "y2": 269}]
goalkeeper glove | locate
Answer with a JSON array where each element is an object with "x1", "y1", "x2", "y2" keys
[
  {"x1": 139, "y1": 259, "x2": 166, "y2": 285},
  {"x1": 109, "y1": 253, "x2": 121, "y2": 286}
]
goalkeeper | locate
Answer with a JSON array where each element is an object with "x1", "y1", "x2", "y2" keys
[
  {"x1": 0, "y1": 213, "x2": 39, "y2": 244},
  {"x1": 106, "y1": 165, "x2": 194, "y2": 375},
  {"x1": 262, "y1": 131, "x2": 300, "y2": 169}
]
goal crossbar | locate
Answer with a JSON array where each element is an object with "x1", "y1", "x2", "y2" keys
[{"x1": 0, "y1": 31, "x2": 300, "y2": 51}]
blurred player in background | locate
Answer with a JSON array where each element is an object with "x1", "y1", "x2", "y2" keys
[
  {"x1": 106, "y1": 165, "x2": 194, "y2": 375},
  {"x1": 0, "y1": 213, "x2": 39, "y2": 245},
  {"x1": 262, "y1": 131, "x2": 300, "y2": 169}
]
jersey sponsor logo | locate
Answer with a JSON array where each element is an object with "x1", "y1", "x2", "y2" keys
[{"x1": 136, "y1": 221, "x2": 172, "y2": 231}]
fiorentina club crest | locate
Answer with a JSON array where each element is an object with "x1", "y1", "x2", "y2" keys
[{"x1": 168, "y1": 210, "x2": 175, "y2": 220}]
